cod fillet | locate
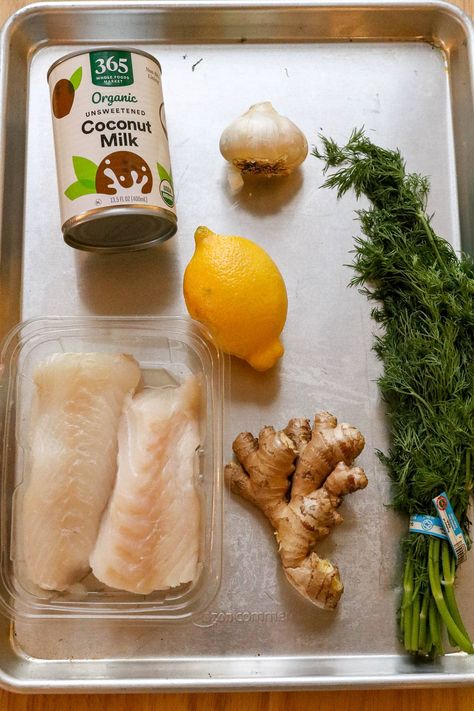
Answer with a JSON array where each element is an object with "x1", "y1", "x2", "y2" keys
[
  {"x1": 21, "y1": 352, "x2": 141, "y2": 591},
  {"x1": 90, "y1": 376, "x2": 201, "y2": 594}
]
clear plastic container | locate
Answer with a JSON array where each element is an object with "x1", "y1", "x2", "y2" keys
[{"x1": 0, "y1": 316, "x2": 225, "y2": 621}]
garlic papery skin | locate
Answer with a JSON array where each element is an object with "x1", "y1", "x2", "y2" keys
[{"x1": 219, "y1": 101, "x2": 308, "y2": 177}]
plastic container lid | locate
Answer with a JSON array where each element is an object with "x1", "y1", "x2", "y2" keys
[{"x1": 0, "y1": 316, "x2": 225, "y2": 621}]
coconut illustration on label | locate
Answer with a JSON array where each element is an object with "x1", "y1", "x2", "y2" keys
[
  {"x1": 48, "y1": 48, "x2": 177, "y2": 253},
  {"x1": 64, "y1": 152, "x2": 165, "y2": 199},
  {"x1": 52, "y1": 67, "x2": 82, "y2": 118},
  {"x1": 96, "y1": 152, "x2": 153, "y2": 195}
]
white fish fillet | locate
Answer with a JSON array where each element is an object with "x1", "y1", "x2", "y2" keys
[
  {"x1": 21, "y1": 352, "x2": 141, "y2": 591},
  {"x1": 90, "y1": 376, "x2": 201, "y2": 594}
]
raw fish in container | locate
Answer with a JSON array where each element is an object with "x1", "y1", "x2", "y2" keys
[
  {"x1": 20, "y1": 352, "x2": 141, "y2": 591},
  {"x1": 91, "y1": 375, "x2": 202, "y2": 594}
]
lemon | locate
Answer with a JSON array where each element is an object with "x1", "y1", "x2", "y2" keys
[{"x1": 183, "y1": 226, "x2": 288, "y2": 371}]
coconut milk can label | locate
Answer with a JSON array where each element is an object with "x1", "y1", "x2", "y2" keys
[{"x1": 48, "y1": 49, "x2": 176, "y2": 232}]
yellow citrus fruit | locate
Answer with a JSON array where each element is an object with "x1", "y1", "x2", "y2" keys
[{"x1": 183, "y1": 226, "x2": 287, "y2": 371}]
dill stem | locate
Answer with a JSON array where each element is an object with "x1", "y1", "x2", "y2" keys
[
  {"x1": 417, "y1": 210, "x2": 449, "y2": 276},
  {"x1": 410, "y1": 590, "x2": 421, "y2": 652},
  {"x1": 418, "y1": 587, "x2": 430, "y2": 651},
  {"x1": 442, "y1": 545, "x2": 458, "y2": 648},
  {"x1": 402, "y1": 557, "x2": 414, "y2": 651},
  {"x1": 423, "y1": 621, "x2": 433, "y2": 657},
  {"x1": 428, "y1": 538, "x2": 473, "y2": 653},
  {"x1": 429, "y1": 598, "x2": 444, "y2": 657},
  {"x1": 441, "y1": 541, "x2": 470, "y2": 643},
  {"x1": 466, "y1": 450, "x2": 472, "y2": 491},
  {"x1": 409, "y1": 388, "x2": 435, "y2": 419}
]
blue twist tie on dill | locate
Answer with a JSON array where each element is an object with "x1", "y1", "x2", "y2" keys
[
  {"x1": 409, "y1": 514, "x2": 448, "y2": 541},
  {"x1": 313, "y1": 128, "x2": 474, "y2": 658}
]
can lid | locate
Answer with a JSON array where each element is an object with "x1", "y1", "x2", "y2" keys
[
  {"x1": 47, "y1": 47, "x2": 162, "y2": 81},
  {"x1": 63, "y1": 206, "x2": 177, "y2": 253}
]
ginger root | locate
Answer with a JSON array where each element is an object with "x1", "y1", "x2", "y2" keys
[{"x1": 225, "y1": 412, "x2": 367, "y2": 609}]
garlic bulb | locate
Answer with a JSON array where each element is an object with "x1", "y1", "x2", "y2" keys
[{"x1": 219, "y1": 101, "x2": 308, "y2": 177}]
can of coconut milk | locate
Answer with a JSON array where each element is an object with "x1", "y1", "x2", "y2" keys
[{"x1": 48, "y1": 48, "x2": 177, "y2": 252}]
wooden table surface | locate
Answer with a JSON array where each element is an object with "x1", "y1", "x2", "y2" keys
[{"x1": 1, "y1": 0, "x2": 474, "y2": 707}]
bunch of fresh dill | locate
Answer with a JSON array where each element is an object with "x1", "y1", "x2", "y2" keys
[{"x1": 314, "y1": 128, "x2": 474, "y2": 657}]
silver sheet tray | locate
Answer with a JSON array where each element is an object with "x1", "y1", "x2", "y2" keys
[{"x1": 1, "y1": 0, "x2": 474, "y2": 692}]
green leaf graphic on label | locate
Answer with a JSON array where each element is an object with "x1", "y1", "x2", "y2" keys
[
  {"x1": 73, "y1": 155, "x2": 98, "y2": 185},
  {"x1": 65, "y1": 181, "x2": 96, "y2": 200},
  {"x1": 65, "y1": 156, "x2": 98, "y2": 200},
  {"x1": 157, "y1": 162, "x2": 173, "y2": 185},
  {"x1": 69, "y1": 66, "x2": 82, "y2": 91}
]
